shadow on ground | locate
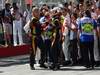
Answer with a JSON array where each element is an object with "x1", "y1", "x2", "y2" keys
[
  {"x1": 0, "y1": 58, "x2": 29, "y2": 67},
  {"x1": 0, "y1": 71, "x2": 4, "y2": 73},
  {"x1": 60, "y1": 67, "x2": 100, "y2": 71}
]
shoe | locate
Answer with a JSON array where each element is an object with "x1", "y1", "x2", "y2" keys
[
  {"x1": 4, "y1": 44, "x2": 8, "y2": 47},
  {"x1": 53, "y1": 66, "x2": 60, "y2": 71},
  {"x1": 84, "y1": 65, "x2": 91, "y2": 69},
  {"x1": 95, "y1": 61, "x2": 100, "y2": 67},
  {"x1": 91, "y1": 65, "x2": 95, "y2": 69},
  {"x1": 95, "y1": 64, "x2": 100, "y2": 67},
  {"x1": 30, "y1": 66, "x2": 35, "y2": 70},
  {"x1": 57, "y1": 66, "x2": 60, "y2": 69},
  {"x1": 49, "y1": 66, "x2": 54, "y2": 70},
  {"x1": 70, "y1": 62, "x2": 77, "y2": 66},
  {"x1": 40, "y1": 64, "x2": 48, "y2": 68},
  {"x1": 53, "y1": 67, "x2": 58, "y2": 71},
  {"x1": 63, "y1": 61, "x2": 71, "y2": 66},
  {"x1": 19, "y1": 43, "x2": 26, "y2": 46},
  {"x1": 14, "y1": 44, "x2": 18, "y2": 46}
]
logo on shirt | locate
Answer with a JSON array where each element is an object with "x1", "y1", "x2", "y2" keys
[{"x1": 82, "y1": 23, "x2": 93, "y2": 33}]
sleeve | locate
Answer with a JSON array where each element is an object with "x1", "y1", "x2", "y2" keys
[
  {"x1": 32, "y1": 18, "x2": 37, "y2": 25},
  {"x1": 23, "y1": 11, "x2": 27, "y2": 17},
  {"x1": 93, "y1": 19, "x2": 97, "y2": 29},
  {"x1": 78, "y1": 20, "x2": 81, "y2": 30},
  {"x1": 23, "y1": 20, "x2": 31, "y2": 33},
  {"x1": 39, "y1": 17, "x2": 45, "y2": 24},
  {"x1": 97, "y1": 17, "x2": 100, "y2": 27},
  {"x1": 63, "y1": 17, "x2": 68, "y2": 27},
  {"x1": 10, "y1": 8, "x2": 14, "y2": 15}
]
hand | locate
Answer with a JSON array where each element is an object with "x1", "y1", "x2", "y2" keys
[
  {"x1": 28, "y1": 33, "x2": 32, "y2": 37},
  {"x1": 62, "y1": 36, "x2": 65, "y2": 42}
]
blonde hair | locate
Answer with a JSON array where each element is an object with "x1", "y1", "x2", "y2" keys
[{"x1": 32, "y1": 7, "x2": 39, "y2": 12}]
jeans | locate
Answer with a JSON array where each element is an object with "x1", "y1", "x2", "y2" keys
[{"x1": 13, "y1": 20, "x2": 23, "y2": 46}]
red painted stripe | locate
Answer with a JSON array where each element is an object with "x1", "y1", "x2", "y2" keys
[{"x1": 0, "y1": 45, "x2": 31, "y2": 58}]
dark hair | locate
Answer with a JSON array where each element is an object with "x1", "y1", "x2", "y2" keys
[
  {"x1": 84, "y1": 10, "x2": 91, "y2": 18},
  {"x1": 42, "y1": 4, "x2": 47, "y2": 6},
  {"x1": 12, "y1": 3, "x2": 18, "y2": 10},
  {"x1": 96, "y1": 0, "x2": 98, "y2": 2},
  {"x1": 79, "y1": 0, "x2": 84, "y2": 4},
  {"x1": 32, "y1": 5, "x2": 36, "y2": 9},
  {"x1": 63, "y1": 2, "x2": 68, "y2": 7},
  {"x1": 72, "y1": 12, "x2": 78, "y2": 19},
  {"x1": 5, "y1": 3, "x2": 10, "y2": 8},
  {"x1": 12, "y1": 3, "x2": 16, "y2": 7}
]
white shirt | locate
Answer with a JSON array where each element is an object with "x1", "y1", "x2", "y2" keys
[
  {"x1": 24, "y1": 9, "x2": 31, "y2": 22},
  {"x1": 63, "y1": 13, "x2": 71, "y2": 36},
  {"x1": 91, "y1": 12, "x2": 97, "y2": 20},
  {"x1": 11, "y1": 8, "x2": 22, "y2": 21}
]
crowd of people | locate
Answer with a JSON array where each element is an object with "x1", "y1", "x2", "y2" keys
[
  {"x1": 0, "y1": 0, "x2": 100, "y2": 71},
  {"x1": 0, "y1": 2, "x2": 25, "y2": 47}
]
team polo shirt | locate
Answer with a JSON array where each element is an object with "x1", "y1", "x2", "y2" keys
[
  {"x1": 78, "y1": 17, "x2": 97, "y2": 42},
  {"x1": 31, "y1": 17, "x2": 42, "y2": 36}
]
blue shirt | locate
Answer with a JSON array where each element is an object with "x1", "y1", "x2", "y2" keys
[{"x1": 78, "y1": 17, "x2": 97, "y2": 42}]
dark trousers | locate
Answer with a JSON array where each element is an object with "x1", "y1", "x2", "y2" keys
[
  {"x1": 51, "y1": 40, "x2": 61, "y2": 67},
  {"x1": 98, "y1": 38, "x2": 100, "y2": 54},
  {"x1": 80, "y1": 41, "x2": 95, "y2": 67},
  {"x1": 69, "y1": 39, "x2": 78, "y2": 64},
  {"x1": 30, "y1": 36, "x2": 46, "y2": 67},
  {"x1": 44, "y1": 39, "x2": 52, "y2": 63}
]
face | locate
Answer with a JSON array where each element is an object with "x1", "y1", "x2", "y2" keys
[
  {"x1": 71, "y1": 15, "x2": 75, "y2": 20},
  {"x1": 42, "y1": 9, "x2": 48, "y2": 15},
  {"x1": 62, "y1": 9, "x2": 67, "y2": 16},
  {"x1": 6, "y1": 4, "x2": 11, "y2": 10},
  {"x1": 96, "y1": 7, "x2": 100, "y2": 15},
  {"x1": 79, "y1": 4, "x2": 84, "y2": 11},
  {"x1": 32, "y1": 9, "x2": 40, "y2": 19},
  {"x1": 27, "y1": 4, "x2": 30, "y2": 10}
]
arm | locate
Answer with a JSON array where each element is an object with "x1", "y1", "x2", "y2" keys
[
  {"x1": 51, "y1": 29, "x2": 56, "y2": 47},
  {"x1": 98, "y1": 27, "x2": 100, "y2": 38},
  {"x1": 97, "y1": 18, "x2": 100, "y2": 38},
  {"x1": 71, "y1": 20, "x2": 78, "y2": 32},
  {"x1": 77, "y1": 20, "x2": 82, "y2": 42},
  {"x1": 93, "y1": 19, "x2": 98, "y2": 38}
]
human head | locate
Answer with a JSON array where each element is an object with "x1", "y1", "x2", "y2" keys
[
  {"x1": 26, "y1": 4, "x2": 31, "y2": 11},
  {"x1": 71, "y1": 12, "x2": 78, "y2": 20},
  {"x1": 84, "y1": 10, "x2": 91, "y2": 18},
  {"x1": 12, "y1": 3, "x2": 17, "y2": 7},
  {"x1": 32, "y1": 7, "x2": 40, "y2": 19},
  {"x1": 5, "y1": 3, "x2": 11, "y2": 10}
]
